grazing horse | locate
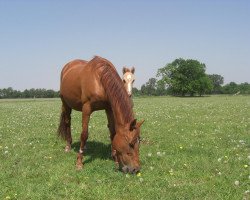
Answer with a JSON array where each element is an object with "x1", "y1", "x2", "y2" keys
[
  {"x1": 58, "y1": 56, "x2": 144, "y2": 173},
  {"x1": 122, "y1": 67, "x2": 135, "y2": 97}
]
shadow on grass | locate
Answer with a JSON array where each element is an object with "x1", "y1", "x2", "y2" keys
[{"x1": 71, "y1": 141, "x2": 112, "y2": 164}]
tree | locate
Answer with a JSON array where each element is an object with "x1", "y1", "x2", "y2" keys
[
  {"x1": 221, "y1": 82, "x2": 250, "y2": 95},
  {"x1": 141, "y1": 78, "x2": 157, "y2": 95},
  {"x1": 238, "y1": 82, "x2": 250, "y2": 94},
  {"x1": 157, "y1": 58, "x2": 211, "y2": 96},
  {"x1": 222, "y1": 82, "x2": 238, "y2": 94},
  {"x1": 196, "y1": 75, "x2": 213, "y2": 96},
  {"x1": 132, "y1": 87, "x2": 140, "y2": 96},
  {"x1": 155, "y1": 80, "x2": 169, "y2": 96},
  {"x1": 0, "y1": 87, "x2": 18, "y2": 98},
  {"x1": 208, "y1": 74, "x2": 224, "y2": 94}
]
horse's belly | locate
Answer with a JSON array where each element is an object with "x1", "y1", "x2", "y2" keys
[
  {"x1": 60, "y1": 83, "x2": 83, "y2": 111},
  {"x1": 90, "y1": 101, "x2": 109, "y2": 111},
  {"x1": 63, "y1": 96, "x2": 83, "y2": 111}
]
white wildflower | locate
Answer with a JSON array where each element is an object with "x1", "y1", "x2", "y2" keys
[{"x1": 234, "y1": 180, "x2": 240, "y2": 186}]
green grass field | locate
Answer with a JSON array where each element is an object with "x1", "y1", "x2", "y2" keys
[{"x1": 0, "y1": 96, "x2": 249, "y2": 200}]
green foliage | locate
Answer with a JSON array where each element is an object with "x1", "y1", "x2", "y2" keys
[
  {"x1": 208, "y1": 74, "x2": 224, "y2": 94},
  {"x1": 0, "y1": 87, "x2": 59, "y2": 99},
  {"x1": 140, "y1": 78, "x2": 169, "y2": 96},
  {"x1": 196, "y1": 75, "x2": 213, "y2": 96},
  {"x1": 157, "y1": 58, "x2": 212, "y2": 96},
  {"x1": 222, "y1": 82, "x2": 250, "y2": 95},
  {"x1": 141, "y1": 78, "x2": 157, "y2": 96},
  {"x1": 132, "y1": 88, "x2": 140, "y2": 96},
  {"x1": 223, "y1": 82, "x2": 238, "y2": 94},
  {"x1": 0, "y1": 97, "x2": 249, "y2": 199},
  {"x1": 238, "y1": 82, "x2": 250, "y2": 94}
]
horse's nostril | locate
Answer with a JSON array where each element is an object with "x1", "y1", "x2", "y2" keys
[
  {"x1": 130, "y1": 167, "x2": 140, "y2": 174},
  {"x1": 122, "y1": 166, "x2": 129, "y2": 173}
]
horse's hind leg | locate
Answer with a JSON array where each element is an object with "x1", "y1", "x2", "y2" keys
[{"x1": 58, "y1": 97, "x2": 72, "y2": 152}]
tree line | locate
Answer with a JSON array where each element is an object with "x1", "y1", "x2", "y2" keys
[
  {"x1": 133, "y1": 80, "x2": 250, "y2": 96},
  {"x1": 1, "y1": 58, "x2": 249, "y2": 98},
  {"x1": 0, "y1": 88, "x2": 59, "y2": 99}
]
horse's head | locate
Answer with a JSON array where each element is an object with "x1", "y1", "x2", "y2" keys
[
  {"x1": 122, "y1": 67, "x2": 135, "y2": 97},
  {"x1": 112, "y1": 119, "x2": 144, "y2": 174}
]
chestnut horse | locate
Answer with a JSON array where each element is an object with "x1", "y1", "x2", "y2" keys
[
  {"x1": 58, "y1": 56, "x2": 144, "y2": 173},
  {"x1": 122, "y1": 67, "x2": 135, "y2": 97}
]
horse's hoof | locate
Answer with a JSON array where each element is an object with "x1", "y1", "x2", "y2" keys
[{"x1": 65, "y1": 146, "x2": 71, "y2": 152}]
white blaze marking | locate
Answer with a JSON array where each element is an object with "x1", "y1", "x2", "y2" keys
[
  {"x1": 128, "y1": 82, "x2": 132, "y2": 94},
  {"x1": 127, "y1": 74, "x2": 132, "y2": 80}
]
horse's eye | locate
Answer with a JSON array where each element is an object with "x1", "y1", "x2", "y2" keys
[{"x1": 123, "y1": 80, "x2": 126, "y2": 83}]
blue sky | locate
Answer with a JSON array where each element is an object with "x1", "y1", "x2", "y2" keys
[{"x1": 0, "y1": 0, "x2": 249, "y2": 91}]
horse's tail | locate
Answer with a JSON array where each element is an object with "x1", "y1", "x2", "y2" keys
[{"x1": 57, "y1": 102, "x2": 71, "y2": 140}]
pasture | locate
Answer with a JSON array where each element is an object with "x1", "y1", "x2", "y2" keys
[{"x1": 0, "y1": 96, "x2": 249, "y2": 199}]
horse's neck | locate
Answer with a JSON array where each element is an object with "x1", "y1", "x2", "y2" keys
[
  {"x1": 111, "y1": 103, "x2": 133, "y2": 127},
  {"x1": 112, "y1": 107, "x2": 127, "y2": 126}
]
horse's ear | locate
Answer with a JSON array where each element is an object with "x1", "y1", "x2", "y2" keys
[
  {"x1": 123, "y1": 67, "x2": 128, "y2": 74},
  {"x1": 131, "y1": 67, "x2": 135, "y2": 74},
  {"x1": 137, "y1": 119, "x2": 145, "y2": 128},
  {"x1": 130, "y1": 119, "x2": 137, "y2": 131}
]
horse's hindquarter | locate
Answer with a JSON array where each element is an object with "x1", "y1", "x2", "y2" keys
[
  {"x1": 60, "y1": 60, "x2": 107, "y2": 112},
  {"x1": 60, "y1": 60, "x2": 86, "y2": 111}
]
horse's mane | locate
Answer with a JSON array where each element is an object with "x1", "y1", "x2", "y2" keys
[{"x1": 89, "y1": 56, "x2": 134, "y2": 123}]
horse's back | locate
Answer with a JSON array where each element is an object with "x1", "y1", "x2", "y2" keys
[
  {"x1": 61, "y1": 59, "x2": 87, "y2": 81},
  {"x1": 60, "y1": 58, "x2": 107, "y2": 111}
]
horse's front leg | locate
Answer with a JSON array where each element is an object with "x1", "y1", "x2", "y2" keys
[
  {"x1": 105, "y1": 108, "x2": 118, "y2": 169},
  {"x1": 76, "y1": 103, "x2": 91, "y2": 170}
]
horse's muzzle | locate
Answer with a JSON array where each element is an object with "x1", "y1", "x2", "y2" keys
[{"x1": 122, "y1": 165, "x2": 140, "y2": 174}]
